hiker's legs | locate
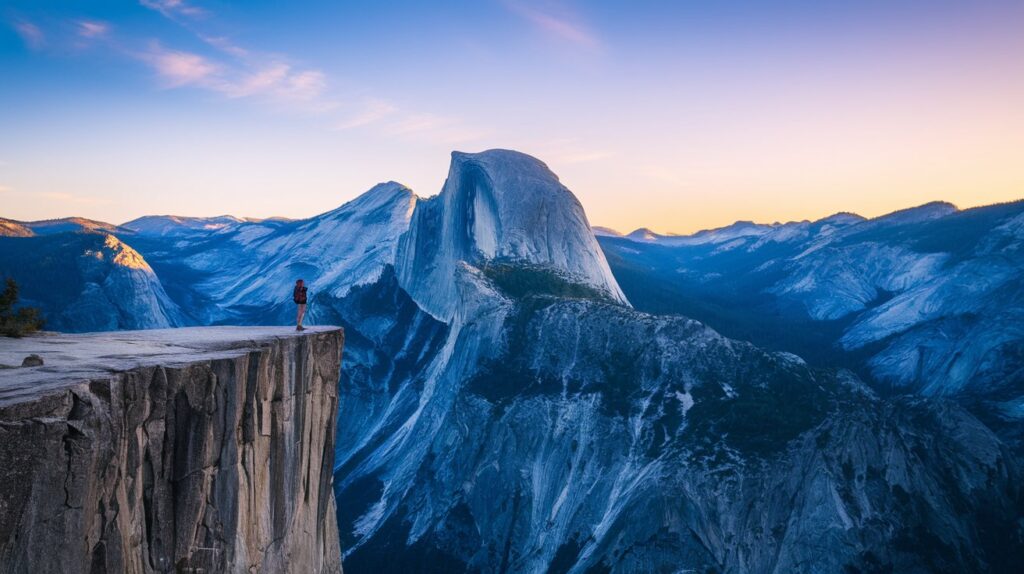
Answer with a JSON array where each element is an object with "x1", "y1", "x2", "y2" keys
[{"x1": 297, "y1": 303, "x2": 306, "y2": 327}]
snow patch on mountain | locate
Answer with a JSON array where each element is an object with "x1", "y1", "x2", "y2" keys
[{"x1": 122, "y1": 214, "x2": 245, "y2": 237}]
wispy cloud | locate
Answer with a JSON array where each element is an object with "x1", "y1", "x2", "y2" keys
[
  {"x1": 142, "y1": 44, "x2": 219, "y2": 87},
  {"x1": 504, "y1": 1, "x2": 600, "y2": 50},
  {"x1": 218, "y1": 63, "x2": 326, "y2": 101},
  {"x1": 385, "y1": 113, "x2": 487, "y2": 144},
  {"x1": 199, "y1": 34, "x2": 248, "y2": 57},
  {"x1": 137, "y1": 43, "x2": 331, "y2": 107},
  {"x1": 133, "y1": 1, "x2": 330, "y2": 107},
  {"x1": 280, "y1": 69, "x2": 327, "y2": 101},
  {"x1": 31, "y1": 0, "x2": 487, "y2": 145},
  {"x1": 77, "y1": 20, "x2": 111, "y2": 39},
  {"x1": 334, "y1": 100, "x2": 483, "y2": 144},
  {"x1": 336, "y1": 98, "x2": 399, "y2": 130},
  {"x1": 140, "y1": 0, "x2": 206, "y2": 19},
  {"x1": 219, "y1": 61, "x2": 291, "y2": 97},
  {"x1": 12, "y1": 20, "x2": 45, "y2": 50}
]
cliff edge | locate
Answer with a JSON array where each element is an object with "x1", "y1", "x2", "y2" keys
[{"x1": 0, "y1": 326, "x2": 344, "y2": 574}]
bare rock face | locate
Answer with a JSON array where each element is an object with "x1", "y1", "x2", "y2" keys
[{"x1": 0, "y1": 326, "x2": 344, "y2": 574}]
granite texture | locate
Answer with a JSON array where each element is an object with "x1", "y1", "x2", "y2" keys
[{"x1": 0, "y1": 326, "x2": 344, "y2": 574}]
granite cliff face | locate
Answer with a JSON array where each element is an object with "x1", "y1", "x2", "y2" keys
[
  {"x1": 332, "y1": 289, "x2": 1024, "y2": 573},
  {"x1": 0, "y1": 327, "x2": 344, "y2": 574}
]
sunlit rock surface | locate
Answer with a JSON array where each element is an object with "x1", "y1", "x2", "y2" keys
[
  {"x1": 0, "y1": 326, "x2": 344, "y2": 574},
  {"x1": 0, "y1": 232, "x2": 185, "y2": 332}
]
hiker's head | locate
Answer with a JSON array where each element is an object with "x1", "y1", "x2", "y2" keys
[{"x1": 296, "y1": 279, "x2": 304, "y2": 286}]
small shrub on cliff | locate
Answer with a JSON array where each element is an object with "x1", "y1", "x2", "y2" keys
[{"x1": 0, "y1": 278, "x2": 44, "y2": 337}]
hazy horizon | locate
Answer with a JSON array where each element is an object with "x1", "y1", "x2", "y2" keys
[
  {"x1": 6, "y1": 179, "x2": 1018, "y2": 238},
  {"x1": 3, "y1": 0, "x2": 1023, "y2": 234}
]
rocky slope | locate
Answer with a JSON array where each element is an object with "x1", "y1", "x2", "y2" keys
[
  {"x1": 0, "y1": 216, "x2": 127, "y2": 237},
  {"x1": 0, "y1": 232, "x2": 186, "y2": 332},
  {"x1": 0, "y1": 326, "x2": 345, "y2": 574},
  {"x1": 125, "y1": 182, "x2": 417, "y2": 326},
  {"x1": 325, "y1": 152, "x2": 1024, "y2": 572},
  {"x1": 331, "y1": 272, "x2": 1023, "y2": 573},
  {"x1": 598, "y1": 201, "x2": 1024, "y2": 408}
]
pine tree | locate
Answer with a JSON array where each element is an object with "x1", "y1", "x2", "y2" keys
[{"x1": 0, "y1": 278, "x2": 44, "y2": 337}]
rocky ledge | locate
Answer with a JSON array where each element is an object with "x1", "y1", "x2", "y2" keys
[{"x1": 0, "y1": 327, "x2": 344, "y2": 574}]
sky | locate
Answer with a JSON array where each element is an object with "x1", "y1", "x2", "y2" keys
[{"x1": 1, "y1": 0, "x2": 1022, "y2": 234}]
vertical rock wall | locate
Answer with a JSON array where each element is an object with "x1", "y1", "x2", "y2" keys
[{"x1": 0, "y1": 329, "x2": 344, "y2": 574}]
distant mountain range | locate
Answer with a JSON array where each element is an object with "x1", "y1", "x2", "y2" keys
[
  {"x1": 598, "y1": 198, "x2": 1024, "y2": 442},
  {"x1": 2, "y1": 150, "x2": 1022, "y2": 573}
]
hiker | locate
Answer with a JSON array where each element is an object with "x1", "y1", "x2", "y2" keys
[{"x1": 293, "y1": 279, "x2": 308, "y2": 331}]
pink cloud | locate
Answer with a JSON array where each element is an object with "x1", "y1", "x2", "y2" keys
[
  {"x1": 12, "y1": 20, "x2": 45, "y2": 50},
  {"x1": 281, "y1": 70, "x2": 326, "y2": 100},
  {"x1": 505, "y1": 2, "x2": 600, "y2": 50},
  {"x1": 138, "y1": 44, "x2": 328, "y2": 106},
  {"x1": 124, "y1": 3, "x2": 481, "y2": 140},
  {"x1": 220, "y1": 62, "x2": 291, "y2": 98},
  {"x1": 145, "y1": 46, "x2": 219, "y2": 87},
  {"x1": 77, "y1": 20, "x2": 111, "y2": 39},
  {"x1": 386, "y1": 113, "x2": 487, "y2": 144},
  {"x1": 210, "y1": 62, "x2": 326, "y2": 102},
  {"x1": 200, "y1": 34, "x2": 248, "y2": 58}
]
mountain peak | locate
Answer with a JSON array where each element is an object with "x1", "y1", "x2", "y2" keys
[
  {"x1": 818, "y1": 212, "x2": 867, "y2": 226},
  {"x1": 448, "y1": 149, "x2": 563, "y2": 191},
  {"x1": 627, "y1": 228, "x2": 660, "y2": 241},
  {"x1": 397, "y1": 149, "x2": 628, "y2": 320},
  {"x1": 321, "y1": 181, "x2": 416, "y2": 219},
  {"x1": 122, "y1": 214, "x2": 242, "y2": 237},
  {"x1": 451, "y1": 148, "x2": 553, "y2": 169},
  {"x1": 874, "y1": 201, "x2": 957, "y2": 225}
]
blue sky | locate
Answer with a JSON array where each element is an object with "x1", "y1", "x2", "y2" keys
[{"x1": 2, "y1": 0, "x2": 1023, "y2": 232}]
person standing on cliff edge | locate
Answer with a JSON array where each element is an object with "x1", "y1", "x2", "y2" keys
[{"x1": 293, "y1": 279, "x2": 308, "y2": 331}]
